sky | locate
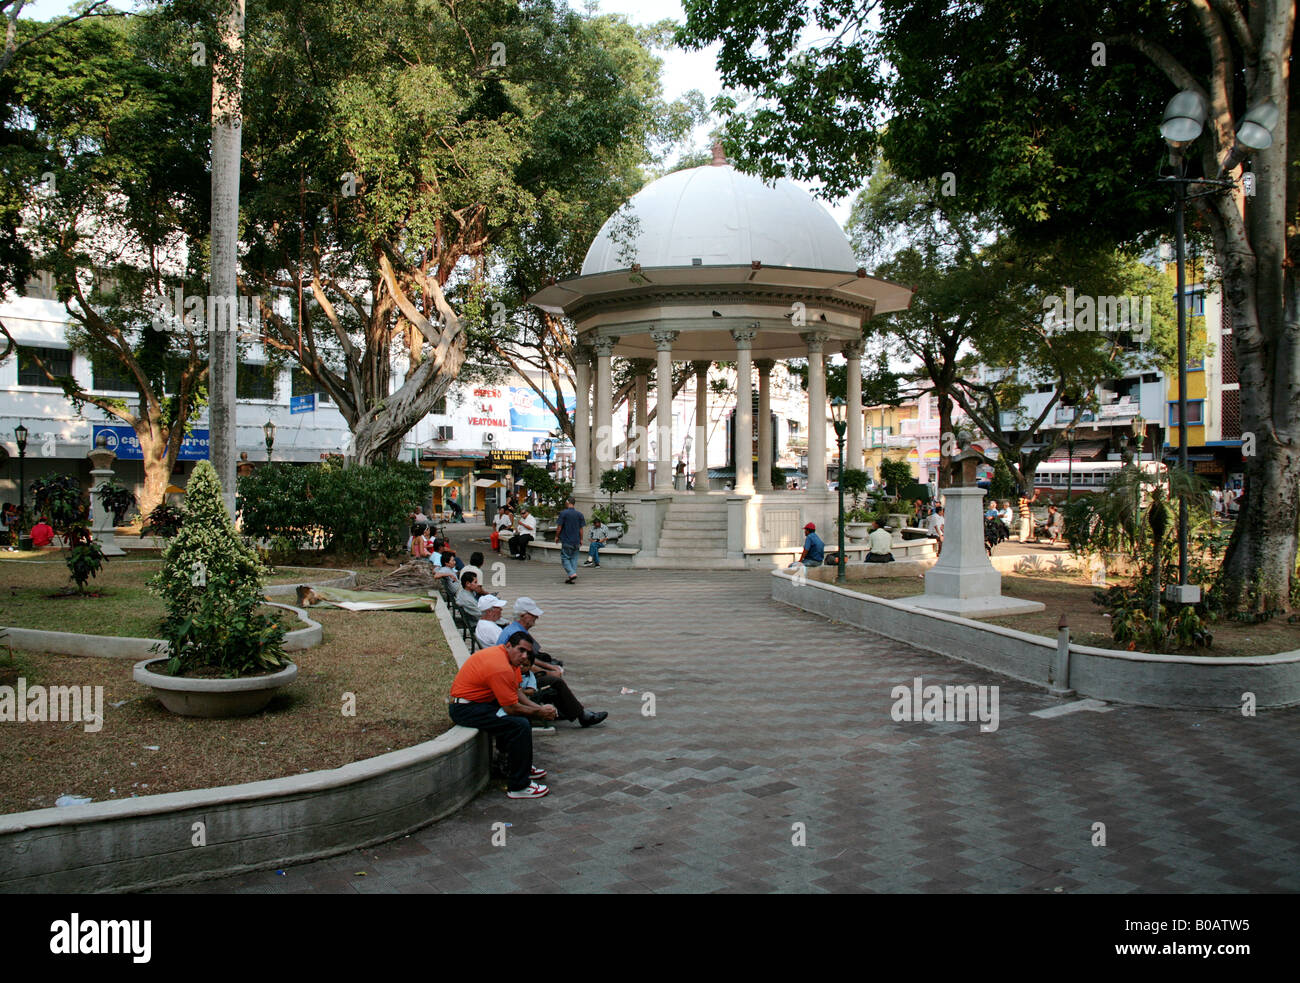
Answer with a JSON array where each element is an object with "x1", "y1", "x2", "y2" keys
[{"x1": 20, "y1": 0, "x2": 858, "y2": 225}]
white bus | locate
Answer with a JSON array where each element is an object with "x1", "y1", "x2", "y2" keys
[{"x1": 1029, "y1": 460, "x2": 1165, "y2": 492}]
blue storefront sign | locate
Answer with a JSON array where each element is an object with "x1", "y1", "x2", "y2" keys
[
  {"x1": 509, "y1": 387, "x2": 574, "y2": 432},
  {"x1": 93, "y1": 425, "x2": 210, "y2": 461},
  {"x1": 290, "y1": 394, "x2": 316, "y2": 414}
]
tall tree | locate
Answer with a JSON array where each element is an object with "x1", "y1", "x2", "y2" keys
[
  {"x1": 679, "y1": 0, "x2": 1297, "y2": 610},
  {"x1": 0, "y1": 11, "x2": 213, "y2": 515},
  {"x1": 239, "y1": 0, "x2": 686, "y2": 463}
]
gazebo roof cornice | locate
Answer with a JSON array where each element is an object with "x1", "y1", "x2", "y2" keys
[{"x1": 528, "y1": 263, "x2": 914, "y2": 317}]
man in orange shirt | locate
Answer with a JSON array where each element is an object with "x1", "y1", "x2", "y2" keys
[{"x1": 448, "y1": 632, "x2": 558, "y2": 798}]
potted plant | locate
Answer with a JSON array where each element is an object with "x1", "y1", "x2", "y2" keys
[
  {"x1": 133, "y1": 461, "x2": 292, "y2": 718},
  {"x1": 842, "y1": 505, "x2": 874, "y2": 544},
  {"x1": 95, "y1": 481, "x2": 137, "y2": 526},
  {"x1": 140, "y1": 502, "x2": 186, "y2": 539}
]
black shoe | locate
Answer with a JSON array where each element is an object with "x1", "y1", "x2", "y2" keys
[{"x1": 579, "y1": 710, "x2": 608, "y2": 728}]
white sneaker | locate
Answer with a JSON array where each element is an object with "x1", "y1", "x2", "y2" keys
[{"x1": 506, "y1": 781, "x2": 549, "y2": 799}]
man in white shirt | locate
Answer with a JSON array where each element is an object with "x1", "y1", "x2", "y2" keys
[
  {"x1": 509, "y1": 507, "x2": 538, "y2": 560},
  {"x1": 925, "y1": 505, "x2": 945, "y2": 550},
  {"x1": 475, "y1": 594, "x2": 508, "y2": 649},
  {"x1": 866, "y1": 519, "x2": 895, "y2": 563}
]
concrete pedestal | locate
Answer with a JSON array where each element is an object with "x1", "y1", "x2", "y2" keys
[
  {"x1": 905, "y1": 486, "x2": 1042, "y2": 619},
  {"x1": 87, "y1": 450, "x2": 126, "y2": 557}
]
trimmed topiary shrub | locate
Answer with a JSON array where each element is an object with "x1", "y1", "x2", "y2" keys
[{"x1": 152, "y1": 460, "x2": 286, "y2": 677}]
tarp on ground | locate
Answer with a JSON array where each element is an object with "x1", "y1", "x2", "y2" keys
[{"x1": 297, "y1": 586, "x2": 434, "y2": 612}]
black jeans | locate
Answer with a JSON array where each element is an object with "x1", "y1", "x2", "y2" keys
[
  {"x1": 510, "y1": 533, "x2": 534, "y2": 558},
  {"x1": 533, "y1": 672, "x2": 584, "y2": 721},
  {"x1": 449, "y1": 701, "x2": 533, "y2": 790}
]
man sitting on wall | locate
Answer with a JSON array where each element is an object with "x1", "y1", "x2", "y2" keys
[
  {"x1": 800, "y1": 522, "x2": 825, "y2": 568},
  {"x1": 865, "y1": 518, "x2": 895, "y2": 563},
  {"x1": 509, "y1": 506, "x2": 537, "y2": 560},
  {"x1": 475, "y1": 594, "x2": 509, "y2": 649},
  {"x1": 448, "y1": 631, "x2": 555, "y2": 798},
  {"x1": 519, "y1": 649, "x2": 607, "y2": 728}
]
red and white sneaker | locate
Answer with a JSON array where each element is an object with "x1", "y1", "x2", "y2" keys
[
  {"x1": 529, "y1": 766, "x2": 547, "y2": 780},
  {"x1": 507, "y1": 781, "x2": 549, "y2": 799}
]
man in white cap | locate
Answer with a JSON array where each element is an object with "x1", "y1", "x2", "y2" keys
[
  {"x1": 499, "y1": 597, "x2": 607, "y2": 728},
  {"x1": 475, "y1": 594, "x2": 508, "y2": 649}
]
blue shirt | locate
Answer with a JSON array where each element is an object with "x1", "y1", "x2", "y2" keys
[
  {"x1": 556, "y1": 507, "x2": 585, "y2": 546},
  {"x1": 803, "y1": 533, "x2": 825, "y2": 563},
  {"x1": 498, "y1": 621, "x2": 526, "y2": 645}
]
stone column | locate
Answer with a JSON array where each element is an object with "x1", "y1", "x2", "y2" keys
[
  {"x1": 593, "y1": 336, "x2": 618, "y2": 482},
  {"x1": 651, "y1": 328, "x2": 677, "y2": 492},
  {"x1": 843, "y1": 339, "x2": 864, "y2": 472},
  {"x1": 632, "y1": 359, "x2": 651, "y2": 493},
  {"x1": 573, "y1": 343, "x2": 593, "y2": 495},
  {"x1": 693, "y1": 360, "x2": 710, "y2": 494},
  {"x1": 732, "y1": 325, "x2": 758, "y2": 495},
  {"x1": 755, "y1": 359, "x2": 775, "y2": 492},
  {"x1": 803, "y1": 331, "x2": 829, "y2": 492}
]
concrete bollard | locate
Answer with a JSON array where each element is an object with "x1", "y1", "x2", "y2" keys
[{"x1": 1049, "y1": 612, "x2": 1076, "y2": 697}]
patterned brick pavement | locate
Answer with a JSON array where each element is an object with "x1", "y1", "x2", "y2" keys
[{"x1": 175, "y1": 557, "x2": 1300, "y2": 894}]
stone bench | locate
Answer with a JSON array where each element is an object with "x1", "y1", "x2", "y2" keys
[{"x1": 526, "y1": 540, "x2": 640, "y2": 569}]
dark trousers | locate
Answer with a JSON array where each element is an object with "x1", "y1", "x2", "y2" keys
[
  {"x1": 534, "y1": 672, "x2": 584, "y2": 721},
  {"x1": 449, "y1": 701, "x2": 533, "y2": 790},
  {"x1": 510, "y1": 533, "x2": 533, "y2": 558}
]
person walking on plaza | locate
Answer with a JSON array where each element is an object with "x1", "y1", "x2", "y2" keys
[
  {"x1": 448, "y1": 632, "x2": 556, "y2": 798},
  {"x1": 584, "y1": 518, "x2": 608, "y2": 567},
  {"x1": 555, "y1": 496, "x2": 585, "y2": 584},
  {"x1": 800, "y1": 522, "x2": 824, "y2": 568}
]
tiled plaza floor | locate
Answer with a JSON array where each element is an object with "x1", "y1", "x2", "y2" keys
[{"x1": 175, "y1": 553, "x2": 1300, "y2": 893}]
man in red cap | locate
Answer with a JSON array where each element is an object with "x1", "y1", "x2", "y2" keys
[{"x1": 800, "y1": 522, "x2": 824, "y2": 567}]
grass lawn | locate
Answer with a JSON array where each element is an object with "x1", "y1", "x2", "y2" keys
[
  {"x1": 0, "y1": 558, "x2": 358, "y2": 637},
  {"x1": 839, "y1": 570, "x2": 1300, "y2": 658}
]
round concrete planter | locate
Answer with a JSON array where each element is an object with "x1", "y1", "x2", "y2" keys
[
  {"x1": 132, "y1": 657, "x2": 298, "y2": 718},
  {"x1": 844, "y1": 522, "x2": 871, "y2": 544}
]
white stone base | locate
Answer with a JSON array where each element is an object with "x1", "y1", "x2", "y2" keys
[{"x1": 900, "y1": 593, "x2": 1046, "y2": 620}]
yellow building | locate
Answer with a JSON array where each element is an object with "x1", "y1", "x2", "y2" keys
[{"x1": 861, "y1": 403, "x2": 919, "y2": 482}]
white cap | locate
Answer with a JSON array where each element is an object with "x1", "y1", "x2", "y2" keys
[
  {"x1": 477, "y1": 594, "x2": 505, "y2": 611},
  {"x1": 514, "y1": 597, "x2": 544, "y2": 617}
]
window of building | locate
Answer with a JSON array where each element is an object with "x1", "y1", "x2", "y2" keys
[
  {"x1": 237, "y1": 362, "x2": 278, "y2": 400},
  {"x1": 787, "y1": 419, "x2": 800, "y2": 434},
  {"x1": 17, "y1": 346, "x2": 71, "y2": 386},
  {"x1": 291, "y1": 368, "x2": 333, "y2": 403},
  {"x1": 1168, "y1": 401, "x2": 1204, "y2": 426},
  {"x1": 433, "y1": 396, "x2": 448, "y2": 415},
  {"x1": 92, "y1": 356, "x2": 135, "y2": 392}
]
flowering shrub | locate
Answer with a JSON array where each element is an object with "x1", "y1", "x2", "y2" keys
[{"x1": 151, "y1": 461, "x2": 286, "y2": 677}]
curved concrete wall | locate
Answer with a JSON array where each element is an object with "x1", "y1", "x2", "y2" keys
[
  {"x1": 771, "y1": 570, "x2": 1300, "y2": 710},
  {"x1": 0, "y1": 726, "x2": 487, "y2": 893}
]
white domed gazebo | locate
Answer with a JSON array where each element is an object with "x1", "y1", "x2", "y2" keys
[{"x1": 529, "y1": 144, "x2": 914, "y2": 566}]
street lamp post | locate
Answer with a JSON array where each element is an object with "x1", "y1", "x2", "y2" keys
[
  {"x1": 1158, "y1": 90, "x2": 1278, "y2": 602},
  {"x1": 1065, "y1": 428, "x2": 1075, "y2": 502},
  {"x1": 263, "y1": 420, "x2": 276, "y2": 462},
  {"x1": 14, "y1": 422, "x2": 28, "y2": 516},
  {"x1": 831, "y1": 397, "x2": 847, "y2": 584},
  {"x1": 1131, "y1": 415, "x2": 1146, "y2": 546}
]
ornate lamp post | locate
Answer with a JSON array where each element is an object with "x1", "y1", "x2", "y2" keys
[
  {"x1": 1131, "y1": 415, "x2": 1146, "y2": 545},
  {"x1": 1159, "y1": 90, "x2": 1277, "y2": 601},
  {"x1": 14, "y1": 422, "x2": 28, "y2": 515},
  {"x1": 263, "y1": 420, "x2": 276, "y2": 462},
  {"x1": 831, "y1": 397, "x2": 847, "y2": 584}
]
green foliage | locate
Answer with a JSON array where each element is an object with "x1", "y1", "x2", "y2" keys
[
  {"x1": 62, "y1": 525, "x2": 106, "y2": 595},
  {"x1": 599, "y1": 467, "x2": 636, "y2": 502},
  {"x1": 592, "y1": 503, "x2": 629, "y2": 527},
  {"x1": 878, "y1": 457, "x2": 913, "y2": 497},
  {"x1": 152, "y1": 461, "x2": 285, "y2": 677},
  {"x1": 989, "y1": 459, "x2": 1017, "y2": 502},
  {"x1": 28, "y1": 475, "x2": 85, "y2": 531},
  {"x1": 839, "y1": 468, "x2": 870, "y2": 505},
  {"x1": 1093, "y1": 580, "x2": 1213, "y2": 653},
  {"x1": 95, "y1": 481, "x2": 137, "y2": 525},
  {"x1": 140, "y1": 503, "x2": 186, "y2": 539},
  {"x1": 237, "y1": 461, "x2": 422, "y2": 556}
]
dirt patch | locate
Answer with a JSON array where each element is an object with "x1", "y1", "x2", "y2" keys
[
  {"x1": 0, "y1": 604, "x2": 457, "y2": 815},
  {"x1": 839, "y1": 571, "x2": 1300, "y2": 658}
]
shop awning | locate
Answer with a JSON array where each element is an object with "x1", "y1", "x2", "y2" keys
[
  {"x1": 165, "y1": 484, "x2": 186, "y2": 495},
  {"x1": 474, "y1": 479, "x2": 503, "y2": 488},
  {"x1": 428, "y1": 478, "x2": 455, "y2": 487}
]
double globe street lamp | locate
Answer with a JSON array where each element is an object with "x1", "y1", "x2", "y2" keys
[{"x1": 1158, "y1": 89, "x2": 1278, "y2": 602}]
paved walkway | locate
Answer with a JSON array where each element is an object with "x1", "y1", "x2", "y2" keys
[{"x1": 177, "y1": 553, "x2": 1300, "y2": 893}]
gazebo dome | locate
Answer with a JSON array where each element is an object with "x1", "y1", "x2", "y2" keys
[{"x1": 581, "y1": 162, "x2": 858, "y2": 275}]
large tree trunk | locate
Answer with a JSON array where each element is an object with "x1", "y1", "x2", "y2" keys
[
  {"x1": 936, "y1": 390, "x2": 954, "y2": 490},
  {"x1": 349, "y1": 338, "x2": 465, "y2": 464}
]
